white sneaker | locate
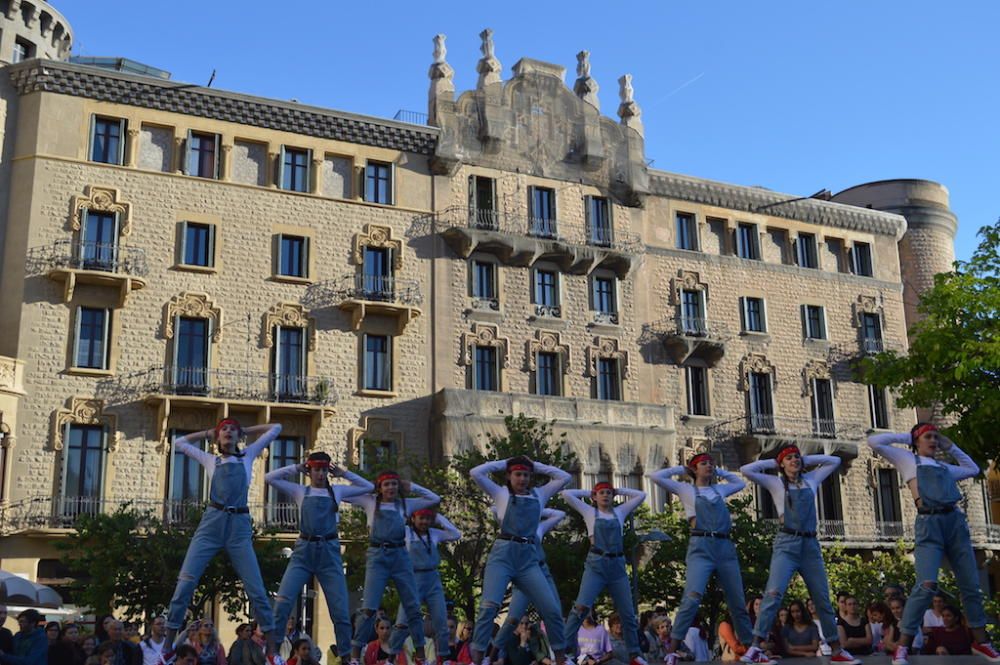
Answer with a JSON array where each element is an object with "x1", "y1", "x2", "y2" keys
[
  {"x1": 972, "y1": 643, "x2": 1000, "y2": 662},
  {"x1": 740, "y1": 646, "x2": 774, "y2": 665},
  {"x1": 830, "y1": 649, "x2": 860, "y2": 665},
  {"x1": 662, "y1": 654, "x2": 677, "y2": 665},
  {"x1": 891, "y1": 645, "x2": 909, "y2": 665}
]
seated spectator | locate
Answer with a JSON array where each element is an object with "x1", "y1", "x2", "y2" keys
[
  {"x1": 286, "y1": 639, "x2": 318, "y2": 665},
  {"x1": 836, "y1": 595, "x2": 872, "y2": 656},
  {"x1": 717, "y1": 619, "x2": 747, "y2": 662},
  {"x1": 454, "y1": 621, "x2": 473, "y2": 665},
  {"x1": 506, "y1": 619, "x2": 551, "y2": 665},
  {"x1": 806, "y1": 598, "x2": 831, "y2": 656},
  {"x1": 227, "y1": 624, "x2": 263, "y2": 665},
  {"x1": 746, "y1": 597, "x2": 779, "y2": 658},
  {"x1": 922, "y1": 593, "x2": 947, "y2": 632},
  {"x1": 781, "y1": 601, "x2": 820, "y2": 658},
  {"x1": 176, "y1": 645, "x2": 199, "y2": 665},
  {"x1": 363, "y1": 619, "x2": 393, "y2": 665},
  {"x1": 882, "y1": 585, "x2": 905, "y2": 602},
  {"x1": 46, "y1": 622, "x2": 62, "y2": 647},
  {"x1": 922, "y1": 605, "x2": 973, "y2": 656},
  {"x1": 576, "y1": 612, "x2": 615, "y2": 665},
  {"x1": 50, "y1": 623, "x2": 86, "y2": 665},
  {"x1": 682, "y1": 618, "x2": 710, "y2": 663},
  {"x1": 867, "y1": 602, "x2": 892, "y2": 653},
  {"x1": 606, "y1": 615, "x2": 628, "y2": 665},
  {"x1": 646, "y1": 617, "x2": 672, "y2": 662}
]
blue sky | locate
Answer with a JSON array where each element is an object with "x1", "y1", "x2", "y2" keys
[{"x1": 57, "y1": 1, "x2": 1000, "y2": 261}]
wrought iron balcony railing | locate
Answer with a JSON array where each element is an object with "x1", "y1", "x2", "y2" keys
[
  {"x1": 533, "y1": 304, "x2": 562, "y2": 318},
  {"x1": 99, "y1": 366, "x2": 338, "y2": 407},
  {"x1": 708, "y1": 415, "x2": 869, "y2": 442},
  {"x1": 302, "y1": 274, "x2": 423, "y2": 309},
  {"x1": 28, "y1": 239, "x2": 149, "y2": 277},
  {"x1": 592, "y1": 311, "x2": 620, "y2": 325},
  {"x1": 646, "y1": 315, "x2": 732, "y2": 340}
]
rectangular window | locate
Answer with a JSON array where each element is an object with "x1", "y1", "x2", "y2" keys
[
  {"x1": 675, "y1": 213, "x2": 698, "y2": 250},
  {"x1": 533, "y1": 269, "x2": 559, "y2": 307},
  {"x1": 796, "y1": 233, "x2": 819, "y2": 269},
  {"x1": 79, "y1": 210, "x2": 119, "y2": 272},
  {"x1": 875, "y1": 468, "x2": 903, "y2": 534},
  {"x1": 852, "y1": 242, "x2": 874, "y2": 277},
  {"x1": 90, "y1": 116, "x2": 126, "y2": 165},
  {"x1": 74, "y1": 307, "x2": 110, "y2": 370},
  {"x1": 680, "y1": 290, "x2": 705, "y2": 334},
  {"x1": 267, "y1": 437, "x2": 304, "y2": 526},
  {"x1": 535, "y1": 351, "x2": 560, "y2": 396},
  {"x1": 810, "y1": 378, "x2": 836, "y2": 437},
  {"x1": 363, "y1": 334, "x2": 392, "y2": 392},
  {"x1": 869, "y1": 385, "x2": 890, "y2": 430},
  {"x1": 861, "y1": 312, "x2": 883, "y2": 353},
  {"x1": 62, "y1": 424, "x2": 104, "y2": 518},
  {"x1": 586, "y1": 196, "x2": 612, "y2": 246},
  {"x1": 470, "y1": 259, "x2": 497, "y2": 301},
  {"x1": 596, "y1": 358, "x2": 621, "y2": 401},
  {"x1": 473, "y1": 346, "x2": 499, "y2": 391},
  {"x1": 748, "y1": 372, "x2": 774, "y2": 432},
  {"x1": 362, "y1": 246, "x2": 393, "y2": 301},
  {"x1": 273, "y1": 326, "x2": 306, "y2": 400},
  {"x1": 278, "y1": 234, "x2": 308, "y2": 278},
  {"x1": 740, "y1": 296, "x2": 766, "y2": 333},
  {"x1": 802, "y1": 305, "x2": 827, "y2": 340},
  {"x1": 469, "y1": 176, "x2": 497, "y2": 229},
  {"x1": 736, "y1": 223, "x2": 760, "y2": 260},
  {"x1": 686, "y1": 366, "x2": 709, "y2": 416},
  {"x1": 529, "y1": 186, "x2": 557, "y2": 238},
  {"x1": 365, "y1": 160, "x2": 393, "y2": 204},
  {"x1": 187, "y1": 131, "x2": 220, "y2": 179},
  {"x1": 359, "y1": 439, "x2": 394, "y2": 473},
  {"x1": 168, "y1": 429, "x2": 205, "y2": 509},
  {"x1": 12, "y1": 38, "x2": 33, "y2": 64},
  {"x1": 756, "y1": 485, "x2": 778, "y2": 520},
  {"x1": 174, "y1": 317, "x2": 209, "y2": 394},
  {"x1": 591, "y1": 275, "x2": 616, "y2": 315},
  {"x1": 818, "y1": 473, "x2": 843, "y2": 522},
  {"x1": 281, "y1": 147, "x2": 311, "y2": 192},
  {"x1": 181, "y1": 222, "x2": 215, "y2": 268}
]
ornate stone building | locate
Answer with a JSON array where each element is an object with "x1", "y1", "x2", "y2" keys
[{"x1": 0, "y1": 10, "x2": 996, "y2": 645}]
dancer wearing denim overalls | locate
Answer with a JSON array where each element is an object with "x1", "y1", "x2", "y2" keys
[
  {"x1": 868, "y1": 424, "x2": 999, "y2": 665},
  {"x1": 163, "y1": 419, "x2": 283, "y2": 665},
  {"x1": 345, "y1": 471, "x2": 440, "y2": 665},
  {"x1": 489, "y1": 508, "x2": 565, "y2": 660},
  {"x1": 265, "y1": 451, "x2": 373, "y2": 663},
  {"x1": 469, "y1": 456, "x2": 571, "y2": 665},
  {"x1": 739, "y1": 445, "x2": 860, "y2": 665},
  {"x1": 387, "y1": 508, "x2": 461, "y2": 665},
  {"x1": 647, "y1": 454, "x2": 754, "y2": 665},
  {"x1": 561, "y1": 483, "x2": 647, "y2": 665}
]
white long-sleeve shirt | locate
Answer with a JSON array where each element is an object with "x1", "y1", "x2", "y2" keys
[
  {"x1": 470, "y1": 459, "x2": 571, "y2": 522},
  {"x1": 264, "y1": 463, "x2": 373, "y2": 526},
  {"x1": 343, "y1": 482, "x2": 440, "y2": 531},
  {"x1": 560, "y1": 488, "x2": 646, "y2": 535},
  {"x1": 172, "y1": 424, "x2": 282, "y2": 478},
  {"x1": 739, "y1": 455, "x2": 840, "y2": 519},
  {"x1": 405, "y1": 513, "x2": 462, "y2": 546},
  {"x1": 647, "y1": 467, "x2": 745, "y2": 520},
  {"x1": 866, "y1": 432, "x2": 979, "y2": 484}
]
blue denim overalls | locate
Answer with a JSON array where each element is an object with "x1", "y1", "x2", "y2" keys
[
  {"x1": 493, "y1": 535, "x2": 560, "y2": 654},
  {"x1": 388, "y1": 527, "x2": 450, "y2": 658}
]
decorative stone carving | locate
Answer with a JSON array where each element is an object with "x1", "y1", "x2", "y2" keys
[
  {"x1": 263, "y1": 303, "x2": 317, "y2": 351},
  {"x1": 460, "y1": 323, "x2": 511, "y2": 369},
  {"x1": 739, "y1": 353, "x2": 776, "y2": 391},
  {"x1": 433, "y1": 34, "x2": 447, "y2": 64},
  {"x1": 72, "y1": 186, "x2": 133, "y2": 236},
  {"x1": 526, "y1": 330, "x2": 570, "y2": 372},
  {"x1": 617, "y1": 74, "x2": 643, "y2": 136},
  {"x1": 584, "y1": 443, "x2": 603, "y2": 474},
  {"x1": 573, "y1": 50, "x2": 600, "y2": 108},
  {"x1": 52, "y1": 397, "x2": 120, "y2": 451},
  {"x1": 4, "y1": 0, "x2": 20, "y2": 20},
  {"x1": 802, "y1": 360, "x2": 832, "y2": 396},
  {"x1": 585, "y1": 337, "x2": 630, "y2": 379},
  {"x1": 0, "y1": 358, "x2": 15, "y2": 390},
  {"x1": 163, "y1": 292, "x2": 223, "y2": 342},
  {"x1": 852, "y1": 294, "x2": 882, "y2": 326},
  {"x1": 348, "y1": 416, "x2": 404, "y2": 466},
  {"x1": 352, "y1": 224, "x2": 403, "y2": 270},
  {"x1": 476, "y1": 28, "x2": 503, "y2": 89},
  {"x1": 669, "y1": 270, "x2": 707, "y2": 305}
]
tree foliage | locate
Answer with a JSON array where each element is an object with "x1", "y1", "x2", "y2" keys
[
  {"x1": 56, "y1": 505, "x2": 287, "y2": 625},
  {"x1": 858, "y1": 221, "x2": 1000, "y2": 466}
]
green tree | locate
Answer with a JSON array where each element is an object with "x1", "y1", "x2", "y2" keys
[
  {"x1": 56, "y1": 505, "x2": 286, "y2": 624},
  {"x1": 858, "y1": 221, "x2": 1000, "y2": 466}
]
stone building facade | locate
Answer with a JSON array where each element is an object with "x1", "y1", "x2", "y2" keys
[{"x1": 0, "y1": 15, "x2": 996, "y2": 646}]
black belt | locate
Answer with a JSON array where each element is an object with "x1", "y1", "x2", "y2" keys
[
  {"x1": 690, "y1": 530, "x2": 730, "y2": 539},
  {"x1": 781, "y1": 527, "x2": 816, "y2": 538},
  {"x1": 498, "y1": 534, "x2": 535, "y2": 544},
  {"x1": 590, "y1": 547, "x2": 625, "y2": 557},
  {"x1": 413, "y1": 567, "x2": 439, "y2": 572},
  {"x1": 299, "y1": 533, "x2": 339, "y2": 542},
  {"x1": 918, "y1": 505, "x2": 955, "y2": 515},
  {"x1": 369, "y1": 541, "x2": 405, "y2": 548},
  {"x1": 209, "y1": 502, "x2": 250, "y2": 514}
]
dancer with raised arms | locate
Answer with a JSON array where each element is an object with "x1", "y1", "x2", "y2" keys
[
  {"x1": 265, "y1": 451, "x2": 373, "y2": 665},
  {"x1": 561, "y1": 482, "x2": 647, "y2": 665},
  {"x1": 387, "y1": 507, "x2": 462, "y2": 665},
  {"x1": 739, "y1": 445, "x2": 860, "y2": 665},
  {"x1": 647, "y1": 453, "x2": 754, "y2": 665},
  {"x1": 469, "y1": 456, "x2": 571, "y2": 665},
  {"x1": 163, "y1": 419, "x2": 283, "y2": 665},
  {"x1": 345, "y1": 471, "x2": 440, "y2": 665},
  {"x1": 868, "y1": 424, "x2": 999, "y2": 664}
]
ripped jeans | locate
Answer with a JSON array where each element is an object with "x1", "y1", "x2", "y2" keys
[
  {"x1": 671, "y1": 537, "x2": 753, "y2": 644},
  {"x1": 753, "y1": 532, "x2": 836, "y2": 641}
]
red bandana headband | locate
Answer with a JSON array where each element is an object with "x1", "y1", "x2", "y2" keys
[
  {"x1": 412, "y1": 508, "x2": 435, "y2": 518},
  {"x1": 687, "y1": 453, "x2": 712, "y2": 470},
  {"x1": 592, "y1": 481, "x2": 614, "y2": 494},
  {"x1": 214, "y1": 418, "x2": 241, "y2": 438},
  {"x1": 508, "y1": 464, "x2": 532, "y2": 472},
  {"x1": 912, "y1": 424, "x2": 938, "y2": 442},
  {"x1": 305, "y1": 459, "x2": 331, "y2": 470},
  {"x1": 776, "y1": 445, "x2": 801, "y2": 466},
  {"x1": 376, "y1": 472, "x2": 400, "y2": 486}
]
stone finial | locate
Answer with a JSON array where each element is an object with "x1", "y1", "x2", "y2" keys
[
  {"x1": 476, "y1": 28, "x2": 503, "y2": 89},
  {"x1": 573, "y1": 50, "x2": 600, "y2": 109},
  {"x1": 428, "y1": 33, "x2": 455, "y2": 125},
  {"x1": 617, "y1": 74, "x2": 643, "y2": 136},
  {"x1": 433, "y1": 34, "x2": 447, "y2": 64}
]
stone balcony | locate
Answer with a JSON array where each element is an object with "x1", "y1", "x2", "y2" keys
[
  {"x1": 303, "y1": 274, "x2": 422, "y2": 334},
  {"x1": 644, "y1": 316, "x2": 732, "y2": 367},
  {"x1": 437, "y1": 206, "x2": 642, "y2": 279},
  {"x1": 707, "y1": 415, "x2": 869, "y2": 464},
  {"x1": 27, "y1": 239, "x2": 149, "y2": 305},
  {"x1": 828, "y1": 337, "x2": 906, "y2": 366}
]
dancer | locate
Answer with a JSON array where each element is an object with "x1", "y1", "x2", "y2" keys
[
  {"x1": 561, "y1": 482, "x2": 647, "y2": 665},
  {"x1": 345, "y1": 471, "x2": 440, "y2": 665},
  {"x1": 489, "y1": 508, "x2": 565, "y2": 661},
  {"x1": 647, "y1": 454, "x2": 754, "y2": 665},
  {"x1": 265, "y1": 451, "x2": 373, "y2": 664},
  {"x1": 739, "y1": 445, "x2": 859, "y2": 665},
  {"x1": 387, "y1": 508, "x2": 461, "y2": 665},
  {"x1": 469, "y1": 456, "x2": 571, "y2": 665},
  {"x1": 163, "y1": 419, "x2": 283, "y2": 665},
  {"x1": 867, "y1": 424, "x2": 999, "y2": 664}
]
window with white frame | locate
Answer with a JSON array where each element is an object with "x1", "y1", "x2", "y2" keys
[
  {"x1": 168, "y1": 429, "x2": 205, "y2": 520},
  {"x1": 685, "y1": 365, "x2": 709, "y2": 416},
  {"x1": 680, "y1": 289, "x2": 705, "y2": 334},
  {"x1": 89, "y1": 116, "x2": 126, "y2": 165},
  {"x1": 74, "y1": 307, "x2": 111, "y2": 370},
  {"x1": 810, "y1": 378, "x2": 835, "y2": 437},
  {"x1": 675, "y1": 212, "x2": 698, "y2": 250},
  {"x1": 277, "y1": 234, "x2": 309, "y2": 278},
  {"x1": 280, "y1": 146, "x2": 312, "y2": 192},
  {"x1": 180, "y1": 222, "x2": 216, "y2": 268},
  {"x1": 739, "y1": 296, "x2": 767, "y2": 333},
  {"x1": 736, "y1": 223, "x2": 760, "y2": 260},
  {"x1": 795, "y1": 233, "x2": 819, "y2": 269},
  {"x1": 595, "y1": 357, "x2": 622, "y2": 401},
  {"x1": 173, "y1": 316, "x2": 210, "y2": 394},
  {"x1": 359, "y1": 439, "x2": 394, "y2": 473},
  {"x1": 78, "y1": 210, "x2": 120, "y2": 272},
  {"x1": 470, "y1": 258, "x2": 498, "y2": 307},
  {"x1": 532, "y1": 268, "x2": 560, "y2": 316},
  {"x1": 869, "y1": 385, "x2": 890, "y2": 430},
  {"x1": 851, "y1": 242, "x2": 874, "y2": 277},
  {"x1": 586, "y1": 196, "x2": 613, "y2": 246},
  {"x1": 60, "y1": 424, "x2": 106, "y2": 518},
  {"x1": 747, "y1": 371, "x2": 774, "y2": 432},
  {"x1": 590, "y1": 274, "x2": 617, "y2": 323},
  {"x1": 801, "y1": 305, "x2": 827, "y2": 340},
  {"x1": 528, "y1": 186, "x2": 557, "y2": 238},
  {"x1": 874, "y1": 468, "x2": 903, "y2": 532},
  {"x1": 468, "y1": 175, "x2": 497, "y2": 229},
  {"x1": 535, "y1": 351, "x2": 561, "y2": 396},
  {"x1": 473, "y1": 345, "x2": 499, "y2": 392},
  {"x1": 861, "y1": 312, "x2": 883, "y2": 353},
  {"x1": 363, "y1": 334, "x2": 392, "y2": 392},
  {"x1": 186, "y1": 131, "x2": 221, "y2": 179},
  {"x1": 365, "y1": 160, "x2": 393, "y2": 204},
  {"x1": 272, "y1": 325, "x2": 307, "y2": 399},
  {"x1": 267, "y1": 436, "x2": 304, "y2": 524}
]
